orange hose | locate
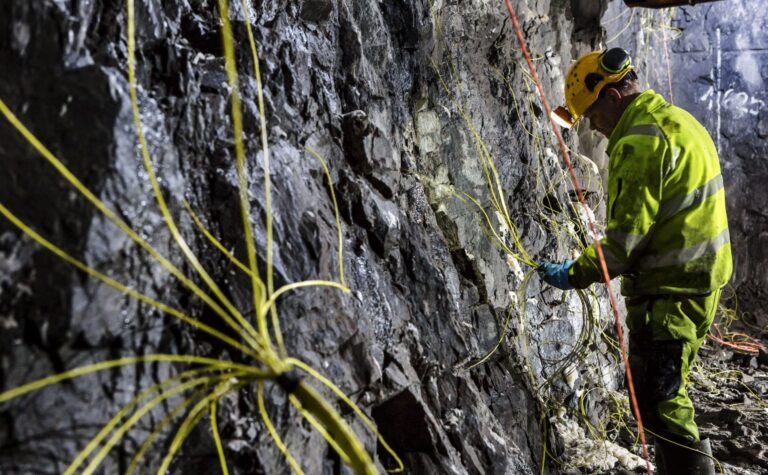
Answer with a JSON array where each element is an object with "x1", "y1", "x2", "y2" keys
[
  {"x1": 502, "y1": 1, "x2": 652, "y2": 473},
  {"x1": 709, "y1": 324, "x2": 765, "y2": 354}
]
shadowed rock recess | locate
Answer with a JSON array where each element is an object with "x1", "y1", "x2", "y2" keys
[{"x1": 0, "y1": 1, "x2": 636, "y2": 474}]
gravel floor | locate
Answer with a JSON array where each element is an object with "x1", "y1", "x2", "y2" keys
[
  {"x1": 687, "y1": 341, "x2": 768, "y2": 475},
  {"x1": 596, "y1": 327, "x2": 768, "y2": 475}
]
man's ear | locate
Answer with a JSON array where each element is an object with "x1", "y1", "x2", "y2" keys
[{"x1": 604, "y1": 87, "x2": 623, "y2": 105}]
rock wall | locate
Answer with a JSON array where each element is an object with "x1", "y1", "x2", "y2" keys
[
  {"x1": 0, "y1": 1, "x2": 634, "y2": 474},
  {"x1": 602, "y1": 0, "x2": 768, "y2": 326}
]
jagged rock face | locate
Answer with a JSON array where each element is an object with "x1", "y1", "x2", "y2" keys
[
  {"x1": 0, "y1": 1, "x2": 615, "y2": 474},
  {"x1": 603, "y1": 0, "x2": 768, "y2": 326}
]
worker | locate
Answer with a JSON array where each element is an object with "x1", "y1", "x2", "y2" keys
[{"x1": 538, "y1": 48, "x2": 732, "y2": 475}]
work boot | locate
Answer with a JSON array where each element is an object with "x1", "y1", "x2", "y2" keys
[{"x1": 654, "y1": 437, "x2": 716, "y2": 475}]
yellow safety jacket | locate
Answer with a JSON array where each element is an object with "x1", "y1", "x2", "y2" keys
[{"x1": 569, "y1": 90, "x2": 732, "y2": 295}]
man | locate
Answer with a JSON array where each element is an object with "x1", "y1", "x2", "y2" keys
[{"x1": 539, "y1": 48, "x2": 732, "y2": 474}]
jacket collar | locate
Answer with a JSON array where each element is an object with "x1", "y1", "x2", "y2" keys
[{"x1": 606, "y1": 89, "x2": 668, "y2": 155}]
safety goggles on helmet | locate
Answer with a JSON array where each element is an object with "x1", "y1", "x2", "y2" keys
[
  {"x1": 552, "y1": 48, "x2": 634, "y2": 129},
  {"x1": 599, "y1": 48, "x2": 632, "y2": 74}
]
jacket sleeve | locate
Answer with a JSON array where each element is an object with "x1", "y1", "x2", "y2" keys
[{"x1": 568, "y1": 131, "x2": 667, "y2": 289}]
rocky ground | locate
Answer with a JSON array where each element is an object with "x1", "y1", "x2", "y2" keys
[
  {"x1": 688, "y1": 340, "x2": 768, "y2": 474},
  {"x1": 604, "y1": 320, "x2": 768, "y2": 475}
]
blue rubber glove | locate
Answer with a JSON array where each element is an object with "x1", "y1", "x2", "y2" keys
[{"x1": 538, "y1": 260, "x2": 575, "y2": 290}]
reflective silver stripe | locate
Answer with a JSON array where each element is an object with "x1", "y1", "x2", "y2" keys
[
  {"x1": 607, "y1": 229, "x2": 648, "y2": 254},
  {"x1": 636, "y1": 228, "x2": 730, "y2": 271},
  {"x1": 657, "y1": 174, "x2": 724, "y2": 221},
  {"x1": 664, "y1": 146, "x2": 682, "y2": 178},
  {"x1": 625, "y1": 124, "x2": 665, "y2": 140}
]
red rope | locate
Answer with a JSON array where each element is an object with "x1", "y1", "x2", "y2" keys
[{"x1": 502, "y1": 1, "x2": 653, "y2": 473}]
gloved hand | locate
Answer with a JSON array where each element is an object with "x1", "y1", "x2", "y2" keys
[{"x1": 538, "y1": 260, "x2": 575, "y2": 290}]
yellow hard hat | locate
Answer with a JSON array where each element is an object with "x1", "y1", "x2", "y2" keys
[{"x1": 553, "y1": 48, "x2": 634, "y2": 128}]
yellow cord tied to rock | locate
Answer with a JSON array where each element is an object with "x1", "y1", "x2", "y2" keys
[{"x1": 0, "y1": 0, "x2": 405, "y2": 473}]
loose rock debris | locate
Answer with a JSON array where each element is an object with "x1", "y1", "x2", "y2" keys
[{"x1": 599, "y1": 336, "x2": 768, "y2": 475}]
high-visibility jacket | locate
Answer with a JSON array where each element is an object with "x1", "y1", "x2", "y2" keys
[{"x1": 569, "y1": 90, "x2": 732, "y2": 295}]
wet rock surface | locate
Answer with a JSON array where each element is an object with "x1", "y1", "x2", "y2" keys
[
  {"x1": 0, "y1": 1, "x2": 609, "y2": 473},
  {"x1": 3, "y1": 0, "x2": 764, "y2": 474}
]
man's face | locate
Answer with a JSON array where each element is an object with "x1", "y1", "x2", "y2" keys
[{"x1": 583, "y1": 95, "x2": 615, "y2": 138}]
